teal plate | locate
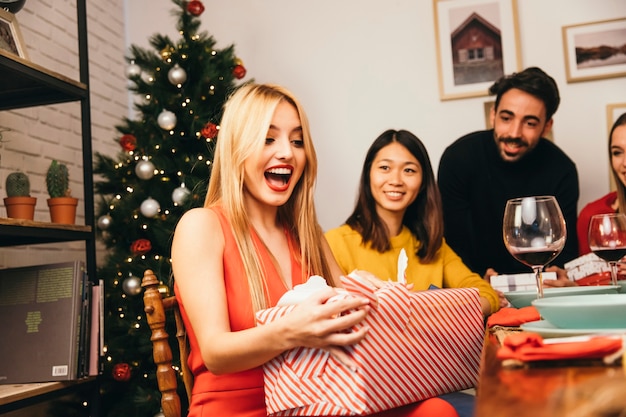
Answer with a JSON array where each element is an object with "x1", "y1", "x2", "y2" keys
[
  {"x1": 520, "y1": 319, "x2": 626, "y2": 338},
  {"x1": 504, "y1": 285, "x2": 620, "y2": 308}
]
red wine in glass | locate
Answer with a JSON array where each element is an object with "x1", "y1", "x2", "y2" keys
[
  {"x1": 592, "y1": 248, "x2": 626, "y2": 263},
  {"x1": 588, "y1": 213, "x2": 626, "y2": 285},
  {"x1": 508, "y1": 246, "x2": 562, "y2": 267}
]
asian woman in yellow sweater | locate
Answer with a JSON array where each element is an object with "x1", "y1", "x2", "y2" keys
[{"x1": 325, "y1": 129, "x2": 499, "y2": 317}]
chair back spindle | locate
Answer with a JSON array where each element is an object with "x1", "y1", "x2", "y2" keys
[{"x1": 142, "y1": 269, "x2": 192, "y2": 417}]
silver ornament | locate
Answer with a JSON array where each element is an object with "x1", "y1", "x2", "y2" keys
[
  {"x1": 171, "y1": 184, "x2": 191, "y2": 205},
  {"x1": 135, "y1": 159, "x2": 155, "y2": 180},
  {"x1": 126, "y1": 60, "x2": 141, "y2": 78},
  {"x1": 140, "y1": 197, "x2": 160, "y2": 217},
  {"x1": 97, "y1": 214, "x2": 112, "y2": 230},
  {"x1": 122, "y1": 275, "x2": 142, "y2": 296},
  {"x1": 167, "y1": 64, "x2": 187, "y2": 85},
  {"x1": 157, "y1": 110, "x2": 177, "y2": 130}
]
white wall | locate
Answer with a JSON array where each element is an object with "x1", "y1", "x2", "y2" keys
[{"x1": 126, "y1": 0, "x2": 626, "y2": 231}]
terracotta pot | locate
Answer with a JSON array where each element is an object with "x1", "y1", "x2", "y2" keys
[
  {"x1": 4, "y1": 196, "x2": 37, "y2": 220},
  {"x1": 47, "y1": 197, "x2": 79, "y2": 224}
]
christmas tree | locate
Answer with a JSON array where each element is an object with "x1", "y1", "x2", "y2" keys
[{"x1": 93, "y1": 1, "x2": 247, "y2": 415}]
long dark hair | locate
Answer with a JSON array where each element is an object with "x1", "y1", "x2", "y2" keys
[
  {"x1": 345, "y1": 129, "x2": 443, "y2": 263},
  {"x1": 610, "y1": 112, "x2": 626, "y2": 213}
]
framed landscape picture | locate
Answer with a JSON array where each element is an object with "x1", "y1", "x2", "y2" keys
[
  {"x1": 433, "y1": 0, "x2": 521, "y2": 101},
  {"x1": 562, "y1": 17, "x2": 626, "y2": 83},
  {"x1": 0, "y1": 9, "x2": 28, "y2": 59}
]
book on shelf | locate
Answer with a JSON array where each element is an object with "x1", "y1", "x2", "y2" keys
[
  {"x1": 0, "y1": 260, "x2": 95, "y2": 384},
  {"x1": 88, "y1": 280, "x2": 104, "y2": 376}
]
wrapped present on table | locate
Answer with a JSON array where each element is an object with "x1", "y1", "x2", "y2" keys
[
  {"x1": 564, "y1": 253, "x2": 612, "y2": 285},
  {"x1": 255, "y1": 274, "x2": 485, "y2": 416},
  {"x1": 490, "y1": 271, "x2": 557, "y2": 292}
]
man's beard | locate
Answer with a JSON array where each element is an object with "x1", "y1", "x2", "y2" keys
[{"x1": 495, "y1": 134, "x2": 530, "y2": 163}]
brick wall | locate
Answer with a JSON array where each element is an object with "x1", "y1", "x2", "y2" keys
[{"x1": 0, "y1": 0, "x2": 127, "y2": 268}]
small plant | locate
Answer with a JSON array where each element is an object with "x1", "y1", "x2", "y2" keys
[
  {"x1": 46, "y1": 160, "x2": 71, "y2": 198},
  {"x1": 5, "y1": 171, "x2": 30, "y2": 197}
]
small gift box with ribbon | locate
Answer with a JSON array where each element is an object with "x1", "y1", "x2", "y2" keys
[
  {"x1": 565, "y1": 253, "x2": 612, "y2": 285},
  {"x1": 256, "y1": 274, "x2": 485, "y2": 416}
]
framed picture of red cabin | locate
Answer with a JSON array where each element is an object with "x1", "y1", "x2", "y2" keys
[
  {"x1": 433, "y1": 0, "x2": 521, "y2": 101},
  {"x1": 562, "y1": 18, "x2": 626, "y2": 83}
]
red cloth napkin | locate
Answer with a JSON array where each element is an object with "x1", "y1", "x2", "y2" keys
[
  {"x1": 487, "y1": 306, "x2": 541, "y2": 328},
  {"x1": 497, "y1": 332, "x2": 622, "y2": 362}
]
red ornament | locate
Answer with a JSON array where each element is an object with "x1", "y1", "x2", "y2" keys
[
  {"x1": 119, "y1": 134, "x2": 137, "y2": 152},
  {"x1": 112, "y1": 363, "x2": 132, "y2": 382},
  {"x1": 186, "y1": 0, "x2": 205, "y2": 16},
  {"x1": 201, "y1": 122, "x2": 218, "y2": 139},
  {"x1": 130, "y1": 238, "x2": 152, "y2": 255},
  {"x1": 232, "y1": 64, "x2": 246, "y2": 79}
]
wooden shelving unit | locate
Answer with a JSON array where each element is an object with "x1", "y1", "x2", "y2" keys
[
  {"x1": 0, "y1": 378, "x2": 97, "y2": 414},
  {"x1": 0, "y1": 49, "x2": 87, "y2": 110},
  {"x1": 0, "y1": 0, "x2": 98, "y2": 415}
]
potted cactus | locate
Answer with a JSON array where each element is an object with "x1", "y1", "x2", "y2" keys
[
  {"x1": 46, "y1": 160, "x2": 78, "y2": 224},
  {"x1": 3, "y1": 171, "x2": 37, "y2": 220}
]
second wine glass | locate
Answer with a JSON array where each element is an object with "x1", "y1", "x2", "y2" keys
[
  {"x1": 503, "y1": 196, "x2": 567, "y2": 299},
  {"x1": 588, "y1": 213, "x2": 626, "y2": 286}
]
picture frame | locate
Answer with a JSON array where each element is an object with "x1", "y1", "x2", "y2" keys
[
  {"x1": 484, "y1": 100, "x2": 494, "y2": 128},
  {"x1": 0, "y1": 9, "x2": 28, "y2": 60},
  {"x1": 433, "y1": 0, "x2": 521, "y2": 101},
  {"x1": 562, "y1": 17, "x2": 626, "y2": 83},
  {"x1": 608, "y1": 102, "x2": 626, "y2": 191}
]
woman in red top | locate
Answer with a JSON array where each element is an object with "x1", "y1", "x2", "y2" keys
[
  {"x1": 577, "y1": 112, "x2": 626, "y2": 255},
  {"x1": 171, "y1": 84, "x2": 458, "y2": 417}
]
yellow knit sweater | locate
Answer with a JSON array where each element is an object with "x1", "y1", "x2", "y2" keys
[{"x1": 325, "y1": 224, "x2": 499, "y2": 312}]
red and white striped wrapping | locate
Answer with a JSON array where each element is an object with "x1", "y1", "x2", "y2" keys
[{"x1": 255, "y1": 275, "x2": 484, "y2": 416}]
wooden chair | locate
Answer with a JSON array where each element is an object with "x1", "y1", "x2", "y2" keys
[{"x1": 142, "y1": 269, "x2": 193, "y2": 417}]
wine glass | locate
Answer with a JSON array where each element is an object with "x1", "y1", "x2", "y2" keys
[
  {"x1": 503, "y1": 196, "x2": 567, "y2": 299},
  {"x1": 587, "y1": 213, "x2": 626, "y2": 286}
]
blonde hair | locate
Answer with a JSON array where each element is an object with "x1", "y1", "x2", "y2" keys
[{"x1": 205, "y1": 83, "x2": 337, "y2": 311}]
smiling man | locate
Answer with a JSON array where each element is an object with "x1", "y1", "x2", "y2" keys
[{"x1": 437, "y1": 67, "x2": 579, "y2": 282}]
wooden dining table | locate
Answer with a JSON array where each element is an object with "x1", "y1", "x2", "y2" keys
[{"x1": 473, "y1": 327, "x2": 626, "y2": 416}]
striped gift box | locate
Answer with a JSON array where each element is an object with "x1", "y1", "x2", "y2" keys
[{"x1": 256, "y1": 275, "x2": 484, "y2": 416}]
